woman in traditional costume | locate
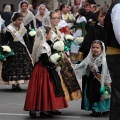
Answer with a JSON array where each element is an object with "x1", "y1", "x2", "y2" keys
[
  {"x1": 1, "y1": 12, "x2": 33, "y2": 91},
  {"x1": 35, "y1": 4, "x2": 50, "y2": 28},
  {"x1": 71, "y1": 8, "x2": 87, "y2": 62},
  {"x1": 18, "y1": 0, "x2": 36, "y2": 54},
  {"x1": 50, "y1": 11, "x2": 82, "y2": 101},
  {"x1": 74, "y1": 40, "x2": 111, "y2": 117},
  {"x1": 24, "y1": 26, "x2": 68, "y2": 118}
]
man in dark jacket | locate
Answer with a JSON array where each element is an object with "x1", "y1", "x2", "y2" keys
[{"x1": 104, "y1": 0, "x2": 120, "y2": 120}]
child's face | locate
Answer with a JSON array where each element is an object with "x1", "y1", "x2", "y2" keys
[
  {"x1": 46, "y1": 29, "x2": 52, "y2": 40},
  {"x1": 85, "y1": 5, "x2": 91, "y2": 13},
  {"x1": 98, "y1": 12, "x2": 105, "y2": 26},
  {"x1": 92, "y1": 43, "x2": 102, "y2": 57}
]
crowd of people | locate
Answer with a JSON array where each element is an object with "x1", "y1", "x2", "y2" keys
[{"x1": 0, "y1": 0, "x2": 119, "y2": 120}]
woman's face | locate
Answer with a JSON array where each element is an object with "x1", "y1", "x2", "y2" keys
[
  {"x1": 50, "y1": 13, "x2": 60, "y2": 27},
  {"x1": 92, "y1": 43, "x2": 102, "y2": 57},
  {"x1": 14, "y1": 17, "x2": 23, "y2": 26},
  {"x1": 21, "y1": 3, "x2": 28, "y2": 12},
  {"x1": 39, "y1": 6, "x2": 45, "y2": 15},
  {"x1": 73, "y1": 6, "x2": 78, "y2": 13},
  {"x1": 46, "y1": 29, "x2": 52, "y2": 40}
]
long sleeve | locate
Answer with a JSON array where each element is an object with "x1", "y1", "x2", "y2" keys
[
  {"x1": 81, "y1": 21, "x2": 86, "y2": 37},
  {"x1": 39, "y1": 53, "x2": 55, "y2": 68},
  {"x1": 1, "y1": 31, "x2": 10, "y2": 45}
]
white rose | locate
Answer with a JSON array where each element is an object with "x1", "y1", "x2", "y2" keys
[
  {"x1": 76, "y1": 37, "x2": 84, "y2": 44},
  {"x1": 65, "y1": 35, "x2": 74, "y2": 41},
  {"x1": 53, "y1": 41, "x2": 64, "y2": 51},
  {"x1": 29, "y1": 30, "x2": 36, "y2": 37},
  {"x1": 2, "y1": 46, "x2": 11, "y2": 52},
  {"x1": 50, "y1": 53, "x2": 61, "y2": 64}
]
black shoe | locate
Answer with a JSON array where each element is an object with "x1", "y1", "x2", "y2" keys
[
  {"x1": 29, "y1": 111, "x2": 36, "y2": 119},
  {"x1": 90, "y1": 111, "x2": 101, "y2": 117},
  {"x1": 16, "y1": 86, "x2": 22, "y2": 91},
  {"x1": 102, "y1": 111, "x2": 109, "y2": 115},
  {"x1": 49, "y1": 110, "x2": 62, "y2": 115},
  {"x1": 40, "y1": 111, "x2": 53, "y2": 118},
  {"x1": 12, "y1": 85, "x2": 17, "y2": 91}
]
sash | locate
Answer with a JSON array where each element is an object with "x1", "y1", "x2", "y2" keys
[{"x1": 7, "y1": 25, "x2": 26, "y2": 47}]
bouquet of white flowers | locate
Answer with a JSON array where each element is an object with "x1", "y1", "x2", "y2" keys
[
  {"x1": 2, "y1": 45, "x2": 12, "y2": 52},
  {"x1": 0, "y1": 45, "x2": 15, "y2": 61},
  {"x1": 76, "y1": 37, "x2": 84, "y2": 45},
  {"x1": 64, "y1": 34, "x2": 74, "y2": 51},
  {"x1": 49, "y1": 53, "x2": 62, "y2": 64},
  {"x1": 53, "y1": 40, "x2": 65, "y2": 52},
  {"x1": 65, "y1": 35, "x2": 74, "y2": 41},
  {"x1": 29, "y1": 29, "x2": 36, "y2": 37}
]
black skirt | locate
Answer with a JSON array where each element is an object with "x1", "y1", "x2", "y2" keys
[{"x1": 2, "y1": 41, "x2": 33, "y2": 82}]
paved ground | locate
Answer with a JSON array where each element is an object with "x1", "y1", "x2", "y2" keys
[{"x1": 0, "y1": 83, "x2": 109, "y2": 120}]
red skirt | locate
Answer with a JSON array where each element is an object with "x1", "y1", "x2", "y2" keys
[{"x1": 24, "y1": 64, "x2": 68, "y2": 111}]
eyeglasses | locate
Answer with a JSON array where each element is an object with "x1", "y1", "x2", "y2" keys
[{"x1": 51, "y1": 17, "x2": 60, "y2": 20}]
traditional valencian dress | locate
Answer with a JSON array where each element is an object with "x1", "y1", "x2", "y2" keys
[
  {"x1": 24, "y1": 27, "x2": 68, "y2": 111},
  {"x1": 71, "y1": 16, "x2": 87, "y2": 62},
  {"x1": 51, "y1": 27, "x2": 82, "y2": 101},
  {"x1": 74, "y1": 40, "x2": 111, "y2": 114},
  {"x1": 57, "y1": 19, "x2": 70, "y2": 35},
  {"x1": 1, "y1": 23, "x2": 33, "y2": 85},
  {"x1": 18, "y1": 1, "x2": 36, "y2": 54},
  {"x1": 35, "y1": 4, "x2": 50, "y2": 27}
]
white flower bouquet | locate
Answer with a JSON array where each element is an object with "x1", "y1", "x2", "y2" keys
[
  {"x1": 65, "y1": 35, "x2": 74, "y2": 41},
  {"x1": 2, "y1": 45, "x2": 11, "y2": 52},
  {"x1": 53, "y1": 41, "x2": 65, "y2": 52},
  {"x1": 49, "y1": 53, "x2": 62, "y2": 64},
  {"x1": 29, "y1": 29, "x2": 36, "y2": 37},
  {"x1": 76, "y1": 37, "x2": 84, "y2": 44},
  {"x1": 0, "y1": 45, "x2": 15, "y2": 61}
]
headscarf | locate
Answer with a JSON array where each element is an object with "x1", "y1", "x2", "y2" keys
[
  {"x1": 32, "y1": 26, "x2": 47, "y2": 64},
  {"x1": 18, "y1": 0, "x2": 36, "y2": 29},
  {"x1": 36, "y1": 4, "x2": 49, "y2": 17},
  {"x1": 18, "y1": 0, "x2": 29, "y2": 12},
  {"x1": 35, "y1": 4, "x2": 50, "y2": 26},
  {"x1": 74, "y1": 40, "x2": 112, "y2": 89}
]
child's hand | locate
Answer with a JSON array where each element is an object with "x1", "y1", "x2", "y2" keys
[{"x1": 105, "y1": 83, "x2": 111, "y2": 87}]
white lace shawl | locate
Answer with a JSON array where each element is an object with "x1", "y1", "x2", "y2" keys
[
  {"x1": 32, "y1": 26, "x2": 50, "y2": 64},
  {"x1": 18, "y1": 0, "x2": 36, "y2": 29},
  {"x1": 35, "y1": 4, "x2": 50, "y2": 26},
  {"x1": 74, "y1": 40, "x2": 112, "y2": 88}
]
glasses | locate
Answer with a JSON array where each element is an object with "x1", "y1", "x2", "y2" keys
[{"x1": 51, "y1": 17, "x2": 60, "y2": 20}]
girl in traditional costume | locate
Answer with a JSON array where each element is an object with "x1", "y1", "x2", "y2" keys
[
  {"x1": 74, "y1": 40, "x2": 111, "y2": 117},
  {"x1": 35, "y1": 4, "x2": 50, "y2": 27},
  {"x1": 50, "y1": 11, "x2": 82, "y2": 101},
  {"x1": 1, "y1": 12, "x2": 33, "y2": 91},
  {"x1": 18, "y1": 0, "x2": 36, "y2": 54},
  {"x1": 24, "y1": 26, "x2": 68, "y2": 118}
]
